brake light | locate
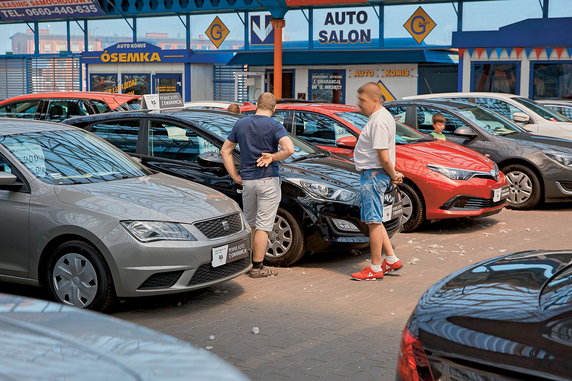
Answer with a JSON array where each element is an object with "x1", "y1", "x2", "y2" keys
[{"x1": 397, "y1": 327, "x2": 434, "y2": 381}]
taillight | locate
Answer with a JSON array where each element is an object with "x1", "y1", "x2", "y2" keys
[{"x1": 397, "y1": 327, "x2": 434, "y2": 381}]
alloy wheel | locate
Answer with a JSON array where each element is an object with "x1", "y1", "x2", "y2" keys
[
  {"x1": 266, "y1": 215, "x2": 293, "y2": 259},
  {"x1": 506, "y1": 170, "x2": 533, "y2": 205},
  {"x1": 52, "y1": 253, "x2": 98, "y2": 308},
  {"x1": 400, "y1": 191, "x2": 413, "y2": 225}
]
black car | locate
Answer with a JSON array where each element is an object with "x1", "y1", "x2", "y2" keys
[
  {"x1": 398, "y1": 249, "x2": 572, "y2": 380},
  {"x1": 385, "y1": 99, "x2": 572, "y2": 209},
  {"x1": 63, "y1": 110, "x2": 403, "y2": 266}
]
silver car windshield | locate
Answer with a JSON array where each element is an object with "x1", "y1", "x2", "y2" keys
[
  {"x1": 513, "y1": 97, "x2": 570, "y2": 122},
  {"x1": 457, "y1": 107, "x2": 526, "y2": 135},
  {"x1": 0, "y1": 129, "x2": 150, "y2": 184}
]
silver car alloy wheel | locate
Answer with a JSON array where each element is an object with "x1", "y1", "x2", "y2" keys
[
  {"x1": 52, "y1": 253, "x2": 98, "y2": 308},
  {"x1": 400, "y1": 191, "x2": 413, "y2": 225},
  {"x1": 506, "y1": 170, "x2": 533, "y2": 205},
  {"x1": 266, "y1": 215, "x2": 293, "y2": 259}
]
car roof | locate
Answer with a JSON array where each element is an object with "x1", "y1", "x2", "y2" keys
[
  {"x1": 385, "y1": 99, "x2": 476, "y2": 109},
  {"x1": 0, "y1": 118, "x2": 75, "y2": 135},
  {"x1": 403, "y1": 92, "x2": 522, "y2": 100},
  {"x1": 0, "y1": 92, "x2": 141, "y2": 110},
  {"x1": 273, "y1": 103, "x2": 359, "y2": 112},
  {"x1": 537, "y1": 99, "x2": 572, "y2": 106},
  {"x1": 63, "y1": 108, "x2": 239, "y2": 125}
]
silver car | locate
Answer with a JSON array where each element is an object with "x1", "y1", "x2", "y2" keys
[
  {"x1": 0, "y1": 293, "x2": 249, "y2": 380},
  {"x1": 0, "y1": 119, "x2": 251, "y2": 310}
]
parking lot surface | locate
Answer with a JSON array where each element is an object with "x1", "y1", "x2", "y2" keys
[{"x1": 1, "y1": 205, "x2": 569, "y2": 380}]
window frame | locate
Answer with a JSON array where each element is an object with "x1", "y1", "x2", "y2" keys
[
  {"x1": 470, "y1": 61, "x2": 521, "y2": 94},
  {"x1": 85, "y1": 118, "x2": 145, "y2": 154}
]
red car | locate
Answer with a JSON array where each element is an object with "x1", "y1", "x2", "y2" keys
[
  {"x1": 0, "y1": 92, "x2": 141, "y2": 122},
  {"x1": 242, "y1": 103, "x2": 509, "y2": 232}
]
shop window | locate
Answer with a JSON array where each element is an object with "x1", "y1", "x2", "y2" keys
[
  {"x1": 532, "y1": 63, "x2": 572, "y2": 100},
  {"x1": 309, "y1": 70, "x2": 345, "y2": 104},
  {"x1": 88, "y1": 120, "x2": 140, "y2": 153},
  {"x1": 149, "y1": 121, "x2": 217, "y2": 163},
  {"x1": 293, "y1": 112, "x2": 350, "y2": 145},
  {"x1": 416, "y1": 107, "x2": 465, "y2": 135},
  {"x1": 0, "y1": 100, "x2": 40, "y2": 119},
  {"x1": 45, "y1": 100, "x2": 90, "y2": 121},
  {"x1": 472, "y1": 63, "x2": 518, "y2": 94},
  {"x1": 91, "y1": 74, "x2": 118, "y2": 93},
  {"x1": 122, "y1": 74, "x2": 150, "y2": 95}
]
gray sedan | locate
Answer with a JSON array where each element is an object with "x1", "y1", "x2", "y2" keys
[{"x1": 0, "y1": 119, "x2": 251, "y2": 310}]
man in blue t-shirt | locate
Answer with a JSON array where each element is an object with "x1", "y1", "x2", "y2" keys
[{"x1": 221, "y1": 92, "x2": 295, "y2": 278}]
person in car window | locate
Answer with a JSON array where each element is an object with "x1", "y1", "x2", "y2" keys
[
  {"x1": 430, "y1": 113, "x2": 447, "y2": 141},
  {"x1": 221, "y1": 93, "x2": 295, "y2": 278},
  {"x1": 352, "y1": 82, "x2": 404, "y2": 281}
]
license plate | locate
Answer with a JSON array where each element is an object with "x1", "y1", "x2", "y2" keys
[
  {"x1": 382, "y1": 201, "x2": 403, "y2": 222},
  {"x1": 211, "y1": 239, "x2": 249, "y2": 268},
  {"x1": 492, "y1": 188, "x2": 502, "y2": 202}
]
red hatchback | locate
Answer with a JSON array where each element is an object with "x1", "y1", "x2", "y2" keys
[
  {"x1": 243, "y1": 103, "x2": 509, "y2": 232},
  {"x1": 0, "y1": 92, "x2": 141, "y2": 122}
]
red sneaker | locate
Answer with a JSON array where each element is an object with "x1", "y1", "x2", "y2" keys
[
  {"x1": 382, "y1": 258, "x2": 403, "y2": 274},
  {"x1": 351, "y1": 266, "x2": 384, "y2": 281}
]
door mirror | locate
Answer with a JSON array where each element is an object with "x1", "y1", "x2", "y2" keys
[
  {"x1": 336, "y1": 135, "x2": 357, "y2": 149},
  {"x1": 453, "y1": 126, "x2": 477, "y2": 137},
  {"x1": 198, "y1": 152, "x2": 224, "y2": 168},
  {"x1": 0, "y1": 172, "x2": 22, "y2": 191},
  {"x1": 512, "y1": 112, "x2": 530, "y2": 123}
]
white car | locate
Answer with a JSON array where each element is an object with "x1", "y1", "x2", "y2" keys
[
  {"x1": 404, "y1": 92, "x2": 572, "y2": 140},
  {"x1": 537, "y1": 99, "x2": 572, "y2": 120}
]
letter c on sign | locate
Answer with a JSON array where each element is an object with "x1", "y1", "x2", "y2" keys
[{"x1": 411, "y1": 15, "x2": 426, "y2": 35}]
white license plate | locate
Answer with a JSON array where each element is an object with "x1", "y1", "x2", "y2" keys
[
  {"x1": 211, "y1": 239, "x2": 249, "y2": 268},
  {"x1": 492, "y1": 188, "x2": 502, "y2": 202},
  {"x1": 382, "y1": 205, "x2": 392, "y2": 222}
]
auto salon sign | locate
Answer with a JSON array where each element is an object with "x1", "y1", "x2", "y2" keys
[
  {"x1": 0, "y1": 0, "x2": 105, "y2": 21},
  {"x1": 317, "y1": 10, "x2": 374, "y2": 45}
]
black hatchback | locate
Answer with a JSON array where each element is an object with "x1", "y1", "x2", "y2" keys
[
  {"x1": 398, "y1": 249, "x2": 572, "y2": 380},
  {"x1": 63, "y1": 110, "x2": 403, "y2": 266},
  {"x1": 385, "y1": 99, "x2": 572, "y2": 210}
]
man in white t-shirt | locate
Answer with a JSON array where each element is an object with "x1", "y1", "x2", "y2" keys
[{"x1": 352, "y1": 82, "x2": 404, "y2": 281}]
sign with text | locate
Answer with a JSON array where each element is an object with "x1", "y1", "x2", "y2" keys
[
  {"x1": 404, "y1": 7, "x2": 436, "y2": 44},
  {"x1": 286, "y1": 0, "x2": 366, "y2": 5},
  {"x1": 317, "y1": 10, "x2": 372, "y2": 45},
  {"x1": 142, "y1": 93, "x2": 183, "y2": 110},
  {"x1": 206, "y1": 16, "x2": 230, "y2": 49},
  {"x1": 310, "y1": 70, "x2": 345, "y2": 104},
  {"x1": 0, "y1": 0, "x2": 105, "y2": 21},
  {"x1": 82, "y1": 42, "x2": 189, "y2": 64}
]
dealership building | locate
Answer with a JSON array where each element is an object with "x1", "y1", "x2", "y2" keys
[{"x1": 0, "y1": 0, "x2": 569, "y2": 104}]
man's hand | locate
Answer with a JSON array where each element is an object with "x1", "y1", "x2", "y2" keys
[
  {"x1": 232, "y1": 175, "x2": 243, "y2": 185},
  {"x1": 391, "y1": 171, "x2": 404, "y2": 184},
  {"x1": 257, "y1": 153, "x2": 273, "y2": 167}
]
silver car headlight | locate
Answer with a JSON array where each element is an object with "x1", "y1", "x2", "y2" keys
[
  {"x1": 121, "y1": 221, "x2": 197, "y2": 242},
  {"x1": 427, "y1": 164, "x2": 487, "y2": 181},
  {"x1": 287, "y1": 178, "x2": 357, "y2": 202},
  {"x1": 545, "y1": 150, "x2": 572, "y2": 167}
]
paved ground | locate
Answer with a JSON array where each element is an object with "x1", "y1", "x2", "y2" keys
[
  {"x1": 1, "y1": 204, "x2": 570, "y2": 380},
  {"x1": 110, "y1": 204, "x2": 571, "y2": 381}
]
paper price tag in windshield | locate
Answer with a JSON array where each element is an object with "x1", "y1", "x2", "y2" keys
[{"x1": 6, "y1": 142, "x2": 46, "y2": 177}]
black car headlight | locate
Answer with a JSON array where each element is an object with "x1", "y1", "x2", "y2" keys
[
  {"x1": 121, "y1": 221, "x2": 197, "y2": 242},
  {"x1": 545, "y1": 150, "x2": 572, "y2": 167},
  {"x1": 286, "y1": 178, "x2": 357, "y2": 202},
  {"x1": 427, "y1": 164, "x2": 487, "y2": 181}
]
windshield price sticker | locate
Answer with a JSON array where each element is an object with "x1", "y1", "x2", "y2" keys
[
  {"x1": 5, "y1": 142, "x2": 46, "y2": 177},
  {"x1": 0, "y1": 0, "x2": 105, "y2": 21}
]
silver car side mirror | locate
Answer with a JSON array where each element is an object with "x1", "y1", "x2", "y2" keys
[{"x1": 512, "y1": 112, "x2": 530, "y2": 124}]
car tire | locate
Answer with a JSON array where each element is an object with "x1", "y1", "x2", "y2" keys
[
  {"x1": 265, "y1": 208, "x2": 305, "y2": 267},
  {"x1": 46, "y1": 240, "x2": 116, "y2": 311},
  {"x1": 501, "y1": 164, "x2": 541, "y2": 210},
  {"x1": 399, "y1": 182, "x2": 425, "y2": 232}
]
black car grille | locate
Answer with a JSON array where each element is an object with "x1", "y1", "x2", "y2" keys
[
  {"x1": 138, "y1": 270, "x2": 183, "y2": 290},
  {"x1": 195, "y1": 213, "x2": 242, "y2": 239},
  {"x1": 187, "y1": 258, "x2": 250, "y2": 286},
  {"x1": 441, "y1": 196, "x2": 506, "y2": 210},
  {"x1": 384, "y1": 215, "x2": 402, "y2": 233}
]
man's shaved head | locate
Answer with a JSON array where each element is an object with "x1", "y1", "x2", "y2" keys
[
  {"x1": 257, "y1": 92, "x2": 277, "y2": 112},
  {"x1": 357, "y1": 82, "x2": 382, "y2": 103}
]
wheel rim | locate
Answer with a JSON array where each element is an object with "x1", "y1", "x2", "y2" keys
[
  {"x1": 52, "y1": 253, "x2": 98, "y2": 308},
  {"x1": 400, "y1": 190, "x2": 413, "y2": 225},
  {"x1": 266, "y1": 215, "x2": 293, "y2": 259},
  {"x1": 506, "y1": 170, "x2": 533, "y2": 205}
]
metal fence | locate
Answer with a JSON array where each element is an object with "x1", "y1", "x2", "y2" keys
[{"x1": 213, "y1": 64, "x2": 247, "y2": 102}]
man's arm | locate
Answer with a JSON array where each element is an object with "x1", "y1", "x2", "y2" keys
[
  {"x1": 376, "y1": 149, "x2": 404, "y2": 184},
  {"x1": 220, "y1": 139, "x2": 242, "y2": 184},
  {"x1": 257, "y1": 136, "x2": 295, "y2": 167}
]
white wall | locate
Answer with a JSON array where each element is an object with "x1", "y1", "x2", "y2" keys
[{"x1": 190, "y1": 64, "x2": 214, "y2": 101}]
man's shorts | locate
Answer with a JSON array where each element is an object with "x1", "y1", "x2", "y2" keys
[
  {"x1": 242, "y1": 177, "x2": 281, "y2": 232},
  {"x1": 359, "y1": 169, "x2": 390, "y2": 224}
]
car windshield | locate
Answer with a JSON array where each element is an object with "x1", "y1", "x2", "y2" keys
[
  {"x1": 0, "y1": 129, "x2": 150, "y2": 185},
  {"x1": 176, "y1": 111, "x2": 321, "y2": 161},
  {"x1": 513, "y1": 97, "x2": 570, "y2": 122},
  {"x1": 336, "y1": 111, "x2": 434, "y2": 144},
  {"x1": 457, "y1": 106, "x2": 526, "y2": 135}
]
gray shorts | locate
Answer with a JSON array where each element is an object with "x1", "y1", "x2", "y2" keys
[{"x1": 242, "y1": 177, "x2": 281, "y2": 232}]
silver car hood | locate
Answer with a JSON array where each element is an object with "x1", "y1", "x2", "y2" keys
[
  {"x1": 54, "y1": 173, "x2": 239, "y2": 223},
  {"x1": 0, "y1": 294, "x2": 248, "y2": 380}
]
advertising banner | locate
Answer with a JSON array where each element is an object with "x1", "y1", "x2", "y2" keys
[
  {"x1": 0, "y1": 0, "x2": 105, "y2": 21},
  {"x1": 82, "y1": 42, "x2": 190, "y2": 65}
]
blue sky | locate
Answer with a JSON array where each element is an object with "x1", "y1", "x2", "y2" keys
[{"x1": 0, "y1": 0, "x2": 571, "y2": 54}]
